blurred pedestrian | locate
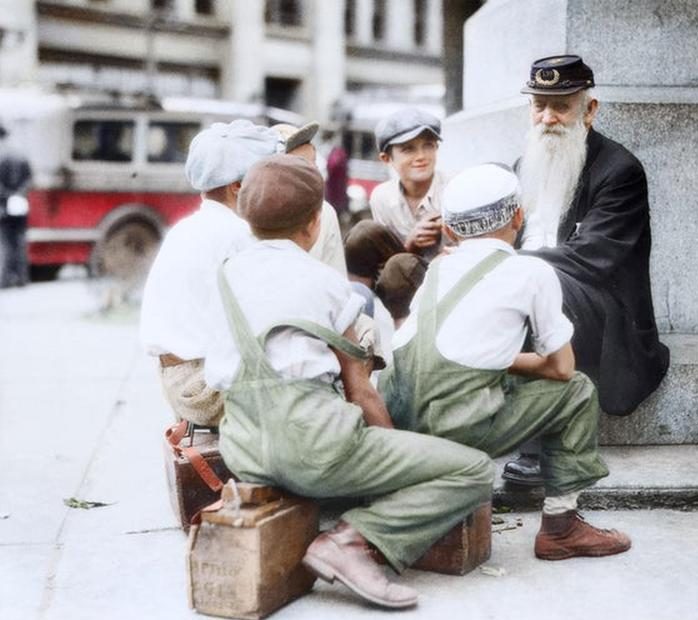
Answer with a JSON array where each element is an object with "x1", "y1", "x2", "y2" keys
[
  {"x1": 324, "y1": 136, "x2": 349, "y2": 215},
  {"x1": 0, "y1": 125, "x2": 32, "y2": 288}
]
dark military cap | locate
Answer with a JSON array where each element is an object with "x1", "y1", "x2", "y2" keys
[{"x1": 521, "y1": 55, "x2": 594, "y2": 96}]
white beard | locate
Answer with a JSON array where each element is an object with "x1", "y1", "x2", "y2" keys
[{"x1": 518, "y1": 118, "x2": 588, "y2": 249}]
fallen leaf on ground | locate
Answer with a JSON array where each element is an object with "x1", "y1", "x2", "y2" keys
[
  {"x1": 63, "y1": 498, "x2": 114, "y2": 510},
  {"x1": 480, "y1": 565, "x2": 506, "y2": 577}
]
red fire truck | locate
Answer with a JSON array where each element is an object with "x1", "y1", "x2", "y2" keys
[{"x1": 0, "y1": 88, "x2": 302, "y2": 282}]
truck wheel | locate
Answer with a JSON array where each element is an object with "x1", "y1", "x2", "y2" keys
[{"x1": 92, "y1": 220, "x2": 160, "y2": 284}]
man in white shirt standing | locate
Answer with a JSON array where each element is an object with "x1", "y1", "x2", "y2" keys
[
  {"x1": 140, "y1": 120, "x2": 279, "y2": 426},
  {"x1": 381, "y1": 163, "x2": 631, "y2": 561}
]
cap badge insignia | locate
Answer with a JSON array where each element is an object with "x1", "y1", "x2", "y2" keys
[{"x1": 535, "y1": 68, "x2": 560, "y2": 86}]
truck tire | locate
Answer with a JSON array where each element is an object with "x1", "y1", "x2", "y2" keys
[{"x1": 91, "y1": 219, "x2": 160, "y2": 285}]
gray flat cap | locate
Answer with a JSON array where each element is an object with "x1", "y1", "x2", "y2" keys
[
  {"x1": 374, "y1": 107, "x2": 441, "y2": 153},
  {"x1": 184, "y1": 119, "x2": 280, "y2": 191},
  {"x1": 272, "y1": 122, "x2": 320, "y2": 153}
]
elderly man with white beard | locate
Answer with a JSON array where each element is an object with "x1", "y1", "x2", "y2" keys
[{"x1": 503, "y1": 55, "x2": 670, "y2": 486}]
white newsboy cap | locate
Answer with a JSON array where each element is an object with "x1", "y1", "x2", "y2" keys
[
  {"x1": 442, "y1": 163, "x2": 520, "y2": 238},
  {"x1": 184, "y1": 120, "x2": 280, "y2": 191}
]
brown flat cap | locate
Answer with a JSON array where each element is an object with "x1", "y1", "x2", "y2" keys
[
  {"x1": 375, "y1": 253, "x2": 428, "y2": 321},
  {"x1": 238, "y1": 154, "x2": 324, "y2": 231}
]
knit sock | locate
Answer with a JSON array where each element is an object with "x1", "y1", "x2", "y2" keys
[{"x1": 542, "y1": 491, "x2": 581, "y2": 515}]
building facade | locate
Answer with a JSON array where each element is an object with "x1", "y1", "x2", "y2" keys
[{"x1": 1, "y1": 0, "x2": 443, "y2": 123}]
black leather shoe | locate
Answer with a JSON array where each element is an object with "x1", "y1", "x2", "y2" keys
[{"x1": 502, "y1": 453, "x2": 544, "y2": 486}]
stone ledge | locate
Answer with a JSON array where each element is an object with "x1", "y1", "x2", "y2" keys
[
  {"x1": 599, "y1": 334, "x2": 698, "y2": 445},
  {"x1": 493, "y1": 446, "x2": 698, "y2": 511}
]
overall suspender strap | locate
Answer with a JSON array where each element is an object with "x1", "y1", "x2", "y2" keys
[
  {"x1": 435, "y1": 250, "x2": 510, "y2": 328},
  {"x1": 417, "y1": 250, "x2": 510, "y2": 347},
  {"x1": 218, "y1": 263, "x2": 369, "y2": 373},
  {"x1": 258, "y1": 319, "x2": 370, "y2": 361},
  {"x1": 217, "y1": 263, "x2": 275, "y2": 372}
]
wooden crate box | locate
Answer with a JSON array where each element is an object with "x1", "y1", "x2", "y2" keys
[
  {"x1": 412, "y1": 502, "x2": 492, "y2": 575},
  {"x1": 187, "y1": 481, "x2": 319, "y2": 619}
]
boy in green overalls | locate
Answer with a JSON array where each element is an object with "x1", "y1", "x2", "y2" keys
[
  {"x1": 381, "y1": 163, "x2": 631, "y2": 560},
  {"x1": 204, "y1": 154, "x2": 496, "y2": 609}
]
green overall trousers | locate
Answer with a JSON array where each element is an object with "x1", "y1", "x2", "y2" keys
[
  {"x1": 379, "y1": 250, "x2": 609, "y2": 497},
  {"x1": 215, "y1": 268, "x2": 495, "y2": 572}
]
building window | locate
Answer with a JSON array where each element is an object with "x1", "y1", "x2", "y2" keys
[
  {"x1": 265, "y1": 0, "x2": 303, "y2": 27},
  {"x1": 265, "y1": 77, "x2": 301, "y2": 113},
  {"x1": 195, "y1": 0, "x2": 214, "y2": 15},
  {"x1": 414, "y1": 0, "x2": 427, "y2": 46},
  {"x1": 372, "y1": 0, "x2": 386, "y2": 41},
  {"x1": 345, "y1": 0, "x2": 356, "y2": 38}
]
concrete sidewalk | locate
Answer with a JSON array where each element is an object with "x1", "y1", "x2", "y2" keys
[{"x1": 1, "y1": 280, "x2": 697, "y2": 620}]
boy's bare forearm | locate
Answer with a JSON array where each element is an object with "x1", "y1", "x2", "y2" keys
[{"x1": 510, "y1": 345, "x2": 575, "y2": 381}]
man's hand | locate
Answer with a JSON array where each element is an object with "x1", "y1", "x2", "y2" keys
[
  {"x1": 509, "y1": 342, "x2": 575, "y2": 381},
  {"x1": 405, "y1": 214, "x2": 442, "y2": 252}
]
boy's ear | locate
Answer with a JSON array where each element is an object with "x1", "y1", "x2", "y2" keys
[
  {"x1": 511, "y1": 206, "x2": 524, "y2": 231},
  {"x1": 379, "y1": 152, "x2": 391, "y2": 164}
]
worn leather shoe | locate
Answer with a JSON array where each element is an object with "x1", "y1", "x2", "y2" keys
[
  {"x1": 535, "y1": 510, "x2": 632, "y2": 560},
  {"x1": 302, "y1": 521, "x2": 418, "y2": 609},
  {"x1": 502, "y1": 453, "x2": 544, "y2": 486}
]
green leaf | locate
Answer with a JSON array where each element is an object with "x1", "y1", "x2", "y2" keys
[{"x1": 63, "y1": 497, "x2": 114, "y2": 510}]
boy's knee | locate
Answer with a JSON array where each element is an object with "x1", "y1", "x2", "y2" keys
[
  {"x1": 569, "y1": 371, "x2": 598, "y2": 401},
  {"x1": 457, "y1": 449, "x2": 496, "y2": 489}
]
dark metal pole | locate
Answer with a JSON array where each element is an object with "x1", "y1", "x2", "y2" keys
[{"x1": 442, "y1": 0, "x2": 482, "y2": 115}]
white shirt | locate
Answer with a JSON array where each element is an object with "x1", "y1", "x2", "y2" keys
[
  {"x1": 205, "y1": 239, "x2": 365, "y2": 391},
  {"x1": 140, "y1": 199, "x2": 253, "y2": 359},
  {"x1": 369, "y1": 171, "x2": 446, "y2": 243},
  {"x1": 520, "y1": 209, "x2": 559, "y2": 250},
  {"x1": 392, "y1": 238, "x2": 573, "y2": 369},
  {"x1": 309, "y1": 201, "x2": 347, "y2": 276}
]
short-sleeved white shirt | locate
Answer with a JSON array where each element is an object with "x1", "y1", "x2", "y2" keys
[
  {"x1": 369, "y1": 171, "x2": 446, "y2": 243},
  {"x1": 204, "y1": 239, "x2": 365, "y2": 391},
  {"x1": 140, "y1": 199, "x2": 253, "y2": 359},
  {"x1": 309, "y1": 201, "x2": 347, "y2": 276},
  {"x1": 392, "y1": 238, "x2": 573, "y2": 369}
]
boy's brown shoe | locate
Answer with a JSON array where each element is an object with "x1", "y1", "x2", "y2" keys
[
  {"x1": 535, "y1": 510, "x2": 631, "y2": 560},
  {"x1": 302, "y1": 521, "x2": 418, "y2": 609}
]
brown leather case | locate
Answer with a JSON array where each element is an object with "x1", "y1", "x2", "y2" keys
[{"x1": 163, "y1": 427, "x2": 233, "y2": 531}]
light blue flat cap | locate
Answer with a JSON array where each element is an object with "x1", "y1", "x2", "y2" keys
[
  {"x1": 374, "y1": 107, "x2": 441, "y2": 153},
  {"x1": 185, "y1": 119, "x2": 281, "y2": 191}
]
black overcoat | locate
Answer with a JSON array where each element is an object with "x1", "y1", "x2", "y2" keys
[{"x1": 523, "y1": 128, "x2": 669, "y2": 415}]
